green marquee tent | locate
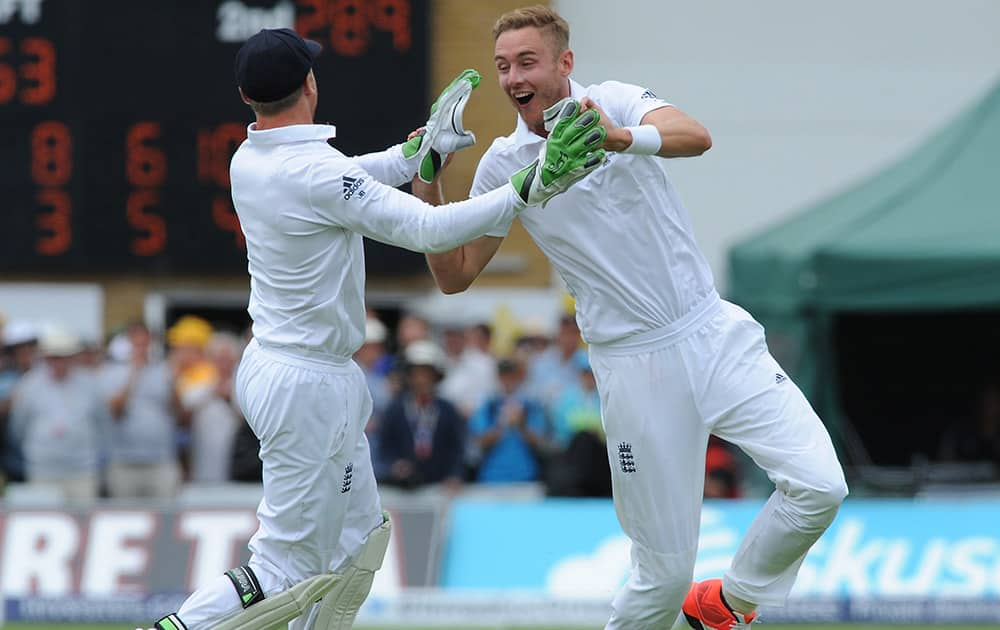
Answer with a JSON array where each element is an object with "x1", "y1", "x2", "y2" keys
[{"x1": 727, "y1": 80, "x2": 1000, "y2": 455}]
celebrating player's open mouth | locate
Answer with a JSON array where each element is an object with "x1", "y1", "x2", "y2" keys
[
  {"x1": 512, "y1": 91, "x2": 541, "y2": 124},
  {"x1": 514, "y1": 91, "x2": 534, "y2": 105}
]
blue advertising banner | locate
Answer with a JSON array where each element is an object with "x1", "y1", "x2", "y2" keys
[{"x1": 442, "y1": 498, "x2": 1000, "y2": 601}]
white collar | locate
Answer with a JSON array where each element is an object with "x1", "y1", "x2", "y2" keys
[
  {"x1": 512, "y1": 78, "x2": 587, "y2": 147},
  {"x1": 246, "y1": 123, "x2": 337, "y2": 145}
]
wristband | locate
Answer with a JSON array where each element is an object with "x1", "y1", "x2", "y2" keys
[{"x1": 622, "y1": 124, "x2": 661, "y2": 155}]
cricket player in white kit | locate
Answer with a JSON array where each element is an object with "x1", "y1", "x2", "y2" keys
[
  {"x1": 424, "y1": 7, "x2": 849, "y2": 630},
  {"x1": 154, "y1": 27, "x2": 606, "y2": 630}
]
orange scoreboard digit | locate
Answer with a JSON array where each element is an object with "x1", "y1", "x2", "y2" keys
[{"x1": 0, "y1": 0, "x2": 428, "y2": 273}]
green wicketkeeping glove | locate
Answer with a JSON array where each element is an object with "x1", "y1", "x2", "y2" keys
[
  {"x1": 509, "y1": 98, "x2": 607, "y2": 207},
  {"x1": 402, "y1": 69, "x2": 481, "y2": 183}
]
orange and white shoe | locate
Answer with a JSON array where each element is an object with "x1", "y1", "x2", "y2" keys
[{"x1": 681, "y1": 579, "x2": 758, "y2": 630}]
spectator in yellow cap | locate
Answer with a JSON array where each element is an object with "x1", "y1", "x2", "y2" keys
[
  {"x1": 182, "y1": 331, "x2": 243, "y2": 484},
  {"x1": 168, "y1": 316, "x2": 217, "y2": 400},
  {"x1": 167, "y1": 315, "x2": 214, "y2": 349},
  {"x1": 166, "y1": 316, "x2": 222, "y2": 482}
]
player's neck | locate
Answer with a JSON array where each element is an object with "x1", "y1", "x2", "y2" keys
[
  {"x1": 254, "y1": 105, "x2": 314, "y2": 131},
  {"x1": 528, "y1": 120, "x2": 549, "y2": 138}
]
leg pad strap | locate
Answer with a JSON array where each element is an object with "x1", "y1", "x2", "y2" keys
[
  {"x1": 225, "y1": 566, "x2": 265, "y2": 609},
  {"x1": 154, "y1": 613, "x2": 187, "y2": 630},
  {"x1": 212, "y1": 571, "x2": 342, "y2": 630}
]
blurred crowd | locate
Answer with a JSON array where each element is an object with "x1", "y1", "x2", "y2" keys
[
  {"x1": 0, "y1": 308, "x2": 744, "y2": 503},
  {"x1": 0, "y1": 316, "x2": 245, "y2": 502}
]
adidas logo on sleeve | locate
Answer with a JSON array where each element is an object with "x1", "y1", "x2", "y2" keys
[{"x1": 342, "y1": 175, "x2": 367, "y2": 200}]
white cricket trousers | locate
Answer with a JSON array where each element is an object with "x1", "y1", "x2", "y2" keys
[
  {"x1": 591, "y1": 296, "x2": 848, "y2": 630},
  {"x1": 176, "y1": 339, "x2": 384, "y2": 630}
]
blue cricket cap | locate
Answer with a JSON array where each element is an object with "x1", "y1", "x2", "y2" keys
[{"x1": 235, "y1": 28, "x2": 322, "y2": 103}]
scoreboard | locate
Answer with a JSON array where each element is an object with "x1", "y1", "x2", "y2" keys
[{"x1": 0, "y1": 0, "x2": 428, "y2": 274}]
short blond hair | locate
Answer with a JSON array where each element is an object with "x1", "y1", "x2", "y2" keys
[
  {"x1": 492, "y1": 5, "x2": 570, "y2": 53},
  {"x1": 246, "y1": 86, "x2": 303, "y2": 116}
]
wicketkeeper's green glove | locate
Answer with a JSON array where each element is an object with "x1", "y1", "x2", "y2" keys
[
  {"x1": 402, "y1": 69, "x2": 481, "y2": 183},
  {"x1": 509, "y1": 98, "x2": 607, "y2": 207}
]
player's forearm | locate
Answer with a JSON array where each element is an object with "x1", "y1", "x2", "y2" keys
[
  {"x1": 412, "y1": 174, "x2": 445, "y2": 206},
  {"x1": 426, "y1": 246, "x2": 475, "y2": 294},
  {"x1": 416, "y1": 187, "x2": 518, "y2": 253},
  {"x1": 652, "y1": 119, "x2": 712, "y2": 157},
  {"x1": 377, "y1": 185, "x2": 519, "y2": 254},
  {"x1": 633, "y1": 107, "x2": 712, "y2": 158},
  {"x1": 415, "y1": 177, "x2": 483, "y2": 293},
  {"x1": 610, "y1": 122, "x2": 711, "y2": 158}
]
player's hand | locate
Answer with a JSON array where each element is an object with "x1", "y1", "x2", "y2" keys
[
  {"x1": 509, "y1": 98, "x2": 606, "y2": 207},
  {"x1": 429, "y1": 69, "x2": 480, "y2": 156},
  {"x1": 407, "y1": 128, "x2": 456, "y2": 176},
  {"x1": 579, "y1": 97, "x2": 632, "y2": 152},
  {"x1": 402, "y1": 69, "x2": 481, "y2": 183}
]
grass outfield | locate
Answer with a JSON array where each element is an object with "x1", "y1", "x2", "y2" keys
[{"x1": 12, "y1": 628, "x2": 990, "y2": 630}]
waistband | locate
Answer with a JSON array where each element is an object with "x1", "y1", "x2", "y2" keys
[
  {"x1": 589, "y1": 290, "x2": 722, "y2": 356},
  {"x1": 246, "y1": 338, "x2": 355, "y2": 372}
]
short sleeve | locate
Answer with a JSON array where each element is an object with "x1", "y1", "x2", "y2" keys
[{"x1": 596, "y1": 80, "x2": 673, "y2": 128}]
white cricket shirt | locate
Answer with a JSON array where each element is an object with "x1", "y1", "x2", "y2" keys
[
  {"x1": 472, "y1": 80, "x2": 718, "y2": 346},
  {"x1": 231, "y1": 123, "x2": 522, "y2": 359}
]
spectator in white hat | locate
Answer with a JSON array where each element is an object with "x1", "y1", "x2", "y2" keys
[
  {"x1": 8, "y1": 326, "x2": 110, "y2": 501},
  {"x1": 376, "y1": 340, "x2": 465, "y2": 490}
]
